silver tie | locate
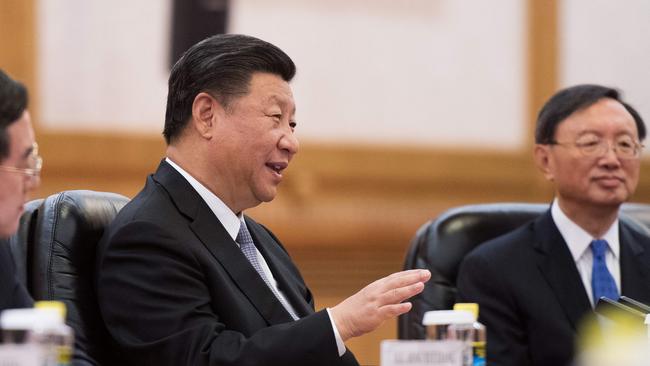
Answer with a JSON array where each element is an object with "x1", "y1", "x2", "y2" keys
[{"x1": 237, "y1": 223, "x2": 299, "y2": 320}]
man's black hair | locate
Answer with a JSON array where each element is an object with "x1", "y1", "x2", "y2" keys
[
  {"x1": 535, "y1": 84, "x2": 646, "y2": 144},
  {"x1": 0, "y1": 69, "x2": 28, "y2": 160},
  {"x1": 163, "y1": 34, "x2": 296, "y2": 144}
]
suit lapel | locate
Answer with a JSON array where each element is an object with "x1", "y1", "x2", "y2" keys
[
  {"x1": 533, "y1": 211, "x2": 592, "y2": 331},
  {"x1": 152, "y1": 161, "x2": 294, "y2": 325},
  {"x1": 619, "y1": 219, "x2": 650, "y2": 302},
  {"x1": 246, "y1": 218, "x2": 314, "y2": 318}
]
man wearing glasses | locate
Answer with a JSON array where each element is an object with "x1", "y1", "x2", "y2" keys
[
  {"x1": 457, "y1": 84, "x2": 650, "y2": 366},
  {"x1": 0, "y1": 69, "x2": 41, "y2": 312}
]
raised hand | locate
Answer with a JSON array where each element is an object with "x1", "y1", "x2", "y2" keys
[{"x1": 330, "y1": 269, "x2": 431, "y2": 341}]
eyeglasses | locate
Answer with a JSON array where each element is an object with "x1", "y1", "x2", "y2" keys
[
  {"x1": 0, "y1": 143, "x2": 43, "y2": 181},
  {"x1": 550, "y1": 137, "x2": 644, "y2": 159}
]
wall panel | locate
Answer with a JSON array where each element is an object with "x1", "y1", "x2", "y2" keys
[
  {"x1": 34, "y1": 132, "x2": 650, "y2": 364},
  {"x1": 14, "y1": 0, "x2": 650, "y2": 364}
]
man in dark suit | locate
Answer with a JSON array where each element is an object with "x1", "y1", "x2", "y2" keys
[
  {"x1": 96, "y1": 34, "x2": 430, "y2": 366},
  {"x1": 0, "y1": 69, "x2": 40, "y2": 311},
  {"x1": 457, "y1": 84, "x2": 650, "y2": 366}
]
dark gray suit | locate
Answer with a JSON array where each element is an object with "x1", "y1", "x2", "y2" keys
[
  {"x1": 457, "y1": 210, "x2": 650, "y2": 366},
  {"x1": 95, "y1": 161, "x2": 359, "y2": 366},
  {"x1": 0, "y1": 243, "x2": 32, "y2": 312}
]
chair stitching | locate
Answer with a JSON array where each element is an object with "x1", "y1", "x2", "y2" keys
[{"x1": 47, "y1": 193, "x2": 66, "y2": 299}]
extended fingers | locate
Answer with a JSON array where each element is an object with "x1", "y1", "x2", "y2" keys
[
  {"x1": 378, "y1": 269, "x2": 431, "y2": 293},
  {"x1": 387, "y1": 269, "x2": 431, "y2": 280},
  {"x1": 380, "y1": 280, "x2": 425, "y2": 305},
  {"x1": 333, "y1": 271, "x2": 430, "y2": 339},
  {"x1": 378, "y1": 301, "x2": 414, "y2": 319},
  {"x1": 358, "y1": 269, "x2": 430, "y2": 310}
]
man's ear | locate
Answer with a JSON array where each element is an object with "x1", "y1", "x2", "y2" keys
[
  {"x1": 534, "y1": 144, "x2": 555, "y2": 181},
  {"x1": 190, "y1": 92, "x2": 220, "y2": 139}
]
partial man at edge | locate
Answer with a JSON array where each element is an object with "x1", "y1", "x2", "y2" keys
[
  {"x1": 0, "y1": 69, "x2": 40, "y2": 313},
  {"x1": 457, "y1": 84, "x2": 650, "y2": 366}
]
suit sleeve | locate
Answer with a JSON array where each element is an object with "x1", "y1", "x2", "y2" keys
[
  {"x1": 0, "y1": 244, "x2": 33, "y2": 311},
  {"x1": 96, "y1": 220, "x2": 357, "y2": 366},
  {"x1": 456, "y1": 250, "x2": 532, "y2": 366}
]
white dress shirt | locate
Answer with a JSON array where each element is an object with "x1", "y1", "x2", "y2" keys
[
  {"x1": 165, "y1": 158, "x2": 346, "y2": 356},
  {"x1": 551, "y1": 199, "x2": 621, "y2": 307}
]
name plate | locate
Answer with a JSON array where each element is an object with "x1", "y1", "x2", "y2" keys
[
  {"x1": 381, "y1": 340, "x2": 464, "y2": 366},
  {"x1": 0, "y1": 344, "x2": 46, "y2": 366}
]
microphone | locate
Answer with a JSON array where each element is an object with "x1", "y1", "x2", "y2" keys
[
  {"x1": 618, "y1": 296, "x2": 650, "y2": 314},
  {"x1": 595, "y1": 297, "x2": 646, "y2": 321}
]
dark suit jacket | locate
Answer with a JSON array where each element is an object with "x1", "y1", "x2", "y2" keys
[
  {"x1": 457, "y1": 209, "x2": 650, "y2": 366},
  {"x1": 0, "y1": 243, "x2": 32, "y2": 312},
  {"x1": 95, "y1": 161, "x2": 359, "y2": 366}
]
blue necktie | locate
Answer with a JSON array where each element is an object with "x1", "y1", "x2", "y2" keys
[
  {"x1": 237, "y1": 223, "x2": 299, "y2": 320},
  {"x1": 590, "y1": 239, "x2": 619, "y2": 303}
]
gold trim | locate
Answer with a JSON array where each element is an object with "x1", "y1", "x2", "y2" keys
[
  {"x1": 0, "y1": 0, "x2": 37, "y2": 120},
  {"x1": 29, "y1": 132, "x2": 556, "y2": 244},
  {"x1": 35, "y1": 132, "x2": 650, "y2": 248},
  {"x1": 527, "y1": 0, "x2": 558, "y2": 137}
]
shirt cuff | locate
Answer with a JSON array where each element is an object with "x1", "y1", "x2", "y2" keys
[{"x1": 326, "y1": 307, "x2": 347, "y2": 357}]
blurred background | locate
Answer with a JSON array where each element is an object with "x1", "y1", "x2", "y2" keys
[{"x1": 1, "y1": 0, "x2": 650, "y2": 363}]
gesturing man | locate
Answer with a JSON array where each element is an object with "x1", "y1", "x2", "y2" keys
[{"x1": 96, "y1": 34, "x2": 430, "y2": 366}]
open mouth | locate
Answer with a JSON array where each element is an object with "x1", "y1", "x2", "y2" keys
[{"x1": 266, "y1": 162, "x2": 288, "y2": 175}]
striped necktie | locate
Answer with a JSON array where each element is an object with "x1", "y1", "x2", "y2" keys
[{"x1": 237, "y1": 223, "x2": 299, "y2": 320}]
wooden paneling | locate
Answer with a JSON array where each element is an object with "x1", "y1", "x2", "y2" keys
[
  {"x1": 35, "y1": 131, "x2": 650, "y2": 251},
  {"x1": 35, "y1": 131, "x2": 548, "y2": 248},
  {"x1": 527, "y1": 0, "x2": 558, "y2": 136},
  {"x1": 0, "y1": 0, "x2": 37, "y2": 117},
  {"x1": 33, "y1": 131, "x2": 650, "y2": 365}
]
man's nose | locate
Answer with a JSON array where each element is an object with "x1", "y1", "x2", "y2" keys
[
  {"x1": 598, "y1": 143, "x2": 622, "y2": 167},
  {"x1": 280, "y1": 131, "x2": 299, "y2": 156},
  {"x1": 25, "y1": 174, "x2": 40, "y2": 192}
]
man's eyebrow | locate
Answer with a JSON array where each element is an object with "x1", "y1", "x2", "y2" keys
[
  {"x1": 576, "y1": 129, "x2": 637, "y2": 137},
  {"x1": 267, "y1": 95, "x2": 296, "y2": 115},
  {"x1": 21, "y1": 144, "x2": 34, "y2": 160}
]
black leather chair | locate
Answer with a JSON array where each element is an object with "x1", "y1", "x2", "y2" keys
[
  {"x1": 30, "y1": 190, "x2": 129, "y2": 365},
  {"x1": 398, "y1": 202, "x2": 650, "y2": 340}
]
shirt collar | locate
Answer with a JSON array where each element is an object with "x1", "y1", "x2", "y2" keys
[
  {"x1": 551, "y1": 198, "x2": 620, "y2": 261},
  {"x1": 165, "y1": 157, "x2": 243, "y2": 241}
]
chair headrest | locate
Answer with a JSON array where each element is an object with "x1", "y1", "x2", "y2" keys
[
  {"x1": 415, "y1": 203, "x2": 548, "y2": 284},
  {"x1": 31, "y1": 190, "x2": 129, "y2": 366},
  {"x1": 32, "y1": 190, "x2": 129, "y2": 299}
]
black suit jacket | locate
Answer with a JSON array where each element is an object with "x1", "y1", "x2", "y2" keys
[
  {"x1": 457, "y1": 210, "x2": 650, "y2": 366},
  {"x1": 95, "y1": 161, "x2": 359, "y2": 366},
  {"x1": 0, "y1": 243, "x2": 32, "y2": 312}
]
